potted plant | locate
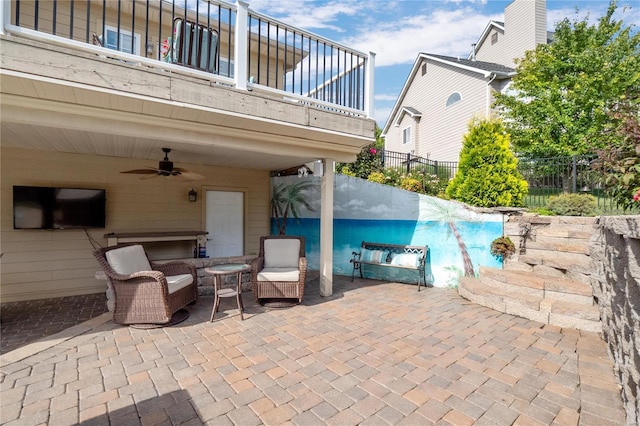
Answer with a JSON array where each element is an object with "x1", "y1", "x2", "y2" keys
[{"x1": 490, "y1": 236, "x2": 516, "y2": 261}]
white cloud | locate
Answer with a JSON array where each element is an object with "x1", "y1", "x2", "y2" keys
[
  {"x1": 373, "y1": 105, "x2": 392, "y2": 128},
  {"x1": 375, "y1": 94, "x2": 399, "y2": 102},
  {"x1": 247, "y1": 0, "x2": 362, "y2": 31},
  {"x1": 341, "y1": 8, "x2": 500, "y2": 67}
]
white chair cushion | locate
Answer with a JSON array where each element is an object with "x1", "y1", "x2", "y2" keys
[
  {"x1": 166, "y1": 274, "x2": 194, "y2": 293},
  {"x1": 390, "y1": 253, "x2": 421, "y2": 267},
  {"x1": 106, "y1": 245, "x2": 152, "y2": 275},
  {"x1": 257, "y1": 267, "x2": 300, "y2": 282},
  {"x1": 264, "y1": 239, "x2": 301, "y2": 268}
]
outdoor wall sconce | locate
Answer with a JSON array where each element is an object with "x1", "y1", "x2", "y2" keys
[
  {"x1": 188, "y1": 188, "x2": 197, "y2": 202},
  {"x1": 146, "y1": 42, "x2": 154, "y2": 55}
]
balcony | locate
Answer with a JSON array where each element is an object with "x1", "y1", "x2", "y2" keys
[{"x1": 0, "y1": 0, "x2": 376, "y2": 170}]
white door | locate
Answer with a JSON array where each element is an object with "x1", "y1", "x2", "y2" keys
[{"x1": 205, "y1": 191, "x2": 244, "y2": 257}]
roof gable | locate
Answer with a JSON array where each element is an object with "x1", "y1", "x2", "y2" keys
[
  {"x1": 381, "y1": 53, "x2": 514, "y2": 135},
  {"x1": 394, "y1": 106, "x2": 422, "y2": 127},
  {"x1": 470, "y1": 20, "x2": 505, "y2": 60}
]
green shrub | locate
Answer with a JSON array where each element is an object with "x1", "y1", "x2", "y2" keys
[
  {"x1": 340, "y1": 165, "x2": 356, "y2": 177},
  {"x1": 545, "y1": 193, "x2": 597, "y2": 216},
  {"x1": 529, "y1": 206, "x2": 556, "y2": 216},
  {"x1": 446, "y1": 117, "x2": 528, "y2": 207},
  {"x1": 367, "y1": 171, "x2": 385, "y2": 184},
  {"x1": 399, "y1": 177, "x2": 422, "y2": 192},
  {"x1": 337, "y1": 126, "x2": 384, "y2": 179}
]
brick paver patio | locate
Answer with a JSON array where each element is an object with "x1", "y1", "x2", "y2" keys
[{"x1": 0, "y1": 274, "x2": 626, "y2": 425}]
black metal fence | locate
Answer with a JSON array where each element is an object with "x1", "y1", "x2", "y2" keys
[
  {"x1": 380, "y1": 150, "x2": 635, "y2": 214},
  {"x1": 380, "y1": 150, "x2": 458, "y2": 182}
]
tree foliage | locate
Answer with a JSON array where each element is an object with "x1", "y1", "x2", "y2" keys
[
  {"x1": 592, "y1": 97, "x2": 640, "y2": 210},
  {"x1": 446, "y1": 118, "x2": 528, "y2": 207},
  {"x1": 494, "y1": 1, "x2": 640, "y2": 158}
]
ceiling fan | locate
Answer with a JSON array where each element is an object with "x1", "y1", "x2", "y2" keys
[{"x1": 120, "y1": 148, "x2": 205, "y2": 181}]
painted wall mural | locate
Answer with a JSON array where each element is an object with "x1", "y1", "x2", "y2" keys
[{"x1": 271, "y1": 175, "x2": 504, "y2": 287}]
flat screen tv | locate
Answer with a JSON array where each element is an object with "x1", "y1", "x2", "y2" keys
[{"x1": 13, "y1": 186, "x2": 106, "y2": 230}]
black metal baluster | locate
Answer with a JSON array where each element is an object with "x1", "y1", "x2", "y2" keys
[
  {"x1": 52, "y1": 1, "x2": 58, "y2": 35},
  {"x1": 85, "y1": 0, "x2": 91, "y2": 44}
]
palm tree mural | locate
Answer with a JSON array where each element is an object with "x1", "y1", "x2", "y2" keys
[
  {"x1": 271, "y1": 180, "x2": 317, "y2": 235},
  {"x1": 418, "y1": 197, "x2": 476, "y2": 277}
]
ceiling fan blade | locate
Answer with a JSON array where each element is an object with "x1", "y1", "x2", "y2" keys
[
  {"x1": 173, "y1": 168, "x2": 206, "y2": 181},
  {"x1": 139, "y1": 173, "x2": 161, "y2": 180},
  {"x1": 120, "y1": 168, "x2": 159, "y2": 175}
]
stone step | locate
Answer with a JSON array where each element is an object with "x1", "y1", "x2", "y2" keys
[
  {"x1": 518, "y1": 249, "x2": 592, "y2": 275},
  {"x1": 478, "y1": 267, "x2": 594, "y2": 305},
  {"x1": 543, "y1": 299, "x2": 601, "y2": 333},
  {"x1": 526, "y1": 236, "x2": 590, "y2": 255},
  {"x1": 503, "y1": 260, "x2": 533, "y2": 273},
  {"x1": 458, "y1": 276, "x2": 601, "y2": 332}
]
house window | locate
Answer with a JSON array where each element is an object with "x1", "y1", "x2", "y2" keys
[
  {"x1": 421, "y1": 63, "x2": 427, "y2": 76},
  {"x1": 491, "y1": 32, "x2": 498, "y2": 45},
  {"x1": 446, "y1": 92, "x2": 462, "y2": 107},
  {"x1": 402, "y1": 127, "x2": 411, "y2": 145},
  {"x1": 104, "y1": 26, "x2": 140, "y2": 55}
]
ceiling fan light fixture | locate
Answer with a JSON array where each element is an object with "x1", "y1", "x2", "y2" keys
[{"x1": 120, "y1": 148, "x2": 206, "y2": 181}]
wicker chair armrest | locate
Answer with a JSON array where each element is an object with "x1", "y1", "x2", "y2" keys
[
  {"x1": 105, "y1": 269, "x2": 165, "y2": 282},
  {"x1": 250, "y1": 257, "x2": 264, "y2": 278},
  {"x1": 299, "y1": 256, "x2": 307, "y2": 271},
  {"x1": 152, "y1": 261, "x2": 195, "y2": 277}
]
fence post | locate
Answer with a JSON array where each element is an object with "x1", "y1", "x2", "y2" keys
[
  {"x1": 380, "y1": 149, "x2": 385, "y2": 167},
  {"x1": 572, "y1": 155, "x2": 577, "y2": 193},
  {"x1": 434, "y1": 160, "x2": 439, "y2": 177},
  {"x1": 406, "y1": 153, "x2": 411, "y2": 174}
]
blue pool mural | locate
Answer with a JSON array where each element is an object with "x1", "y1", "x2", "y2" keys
[{"x1": 271, "y1": 175, "x2": 504, "y2": 287}]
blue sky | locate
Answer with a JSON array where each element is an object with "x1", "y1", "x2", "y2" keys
[{"x1": 246, "y1": 0, "x2": 638, "y2": 128}]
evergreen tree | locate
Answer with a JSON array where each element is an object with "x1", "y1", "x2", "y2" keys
[{"x1": 446, "y1": 118, "x2": 528, "y2": 207}]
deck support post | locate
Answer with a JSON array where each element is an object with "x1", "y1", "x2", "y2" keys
[{"x1": 320, "y1": 159, "x2": 334, "y2": 297}]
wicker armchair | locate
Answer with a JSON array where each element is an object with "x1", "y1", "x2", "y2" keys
[
  {"x1": 251, "y1": 236, "x2": 307, "y2": 304},
  {"x1": 94, "y1": 244, "x2": 198, "y2": 325}
]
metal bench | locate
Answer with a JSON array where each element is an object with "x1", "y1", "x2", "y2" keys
[{"x1": 350, "y1": 241, "x2": 430, "y2": 291}]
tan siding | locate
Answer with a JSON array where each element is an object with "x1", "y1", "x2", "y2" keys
[
  {"x1": 504, "y1": 0, "x2": 547, "y2": 68},
  {"x1": 1, "y1": 147, "x2": 270, "y2": 302},
  {"x1": 475, "y1": 28, "x2": 506, "y2": 66},
  {"x1": 386, "y1": 59, "x2": 489, "y2": 162}
]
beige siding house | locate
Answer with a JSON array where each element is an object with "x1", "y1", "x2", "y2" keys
[
  {"x1": 1, "y1": 0, "x2": 376, "y2": 302},
  {"x1": 383, "y1": 0, "x2": 547, "y2": 163}
]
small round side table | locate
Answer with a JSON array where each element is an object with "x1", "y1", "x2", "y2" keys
[{"x1": 205, "y1": 263, "x2": 251, "y2": 321}]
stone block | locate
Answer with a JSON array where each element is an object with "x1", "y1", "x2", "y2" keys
[
  {"x1": 544, "y1": 277, "x2": 593, "y2": 297},
  {"x1": 550, "y1": 300, "x2": 600, "y2": 321},
  {"x1": 531, "y1": 264, "x2": 567, "y2": 279}
]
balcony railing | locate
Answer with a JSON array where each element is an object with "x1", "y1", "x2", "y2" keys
[{"x1": 1, "y1": 0, "x2": 374, "y2": 117}]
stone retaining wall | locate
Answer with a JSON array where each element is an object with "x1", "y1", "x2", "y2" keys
[{"x1": 590, "y1": 216, "x2": 640, "y2": 425}]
